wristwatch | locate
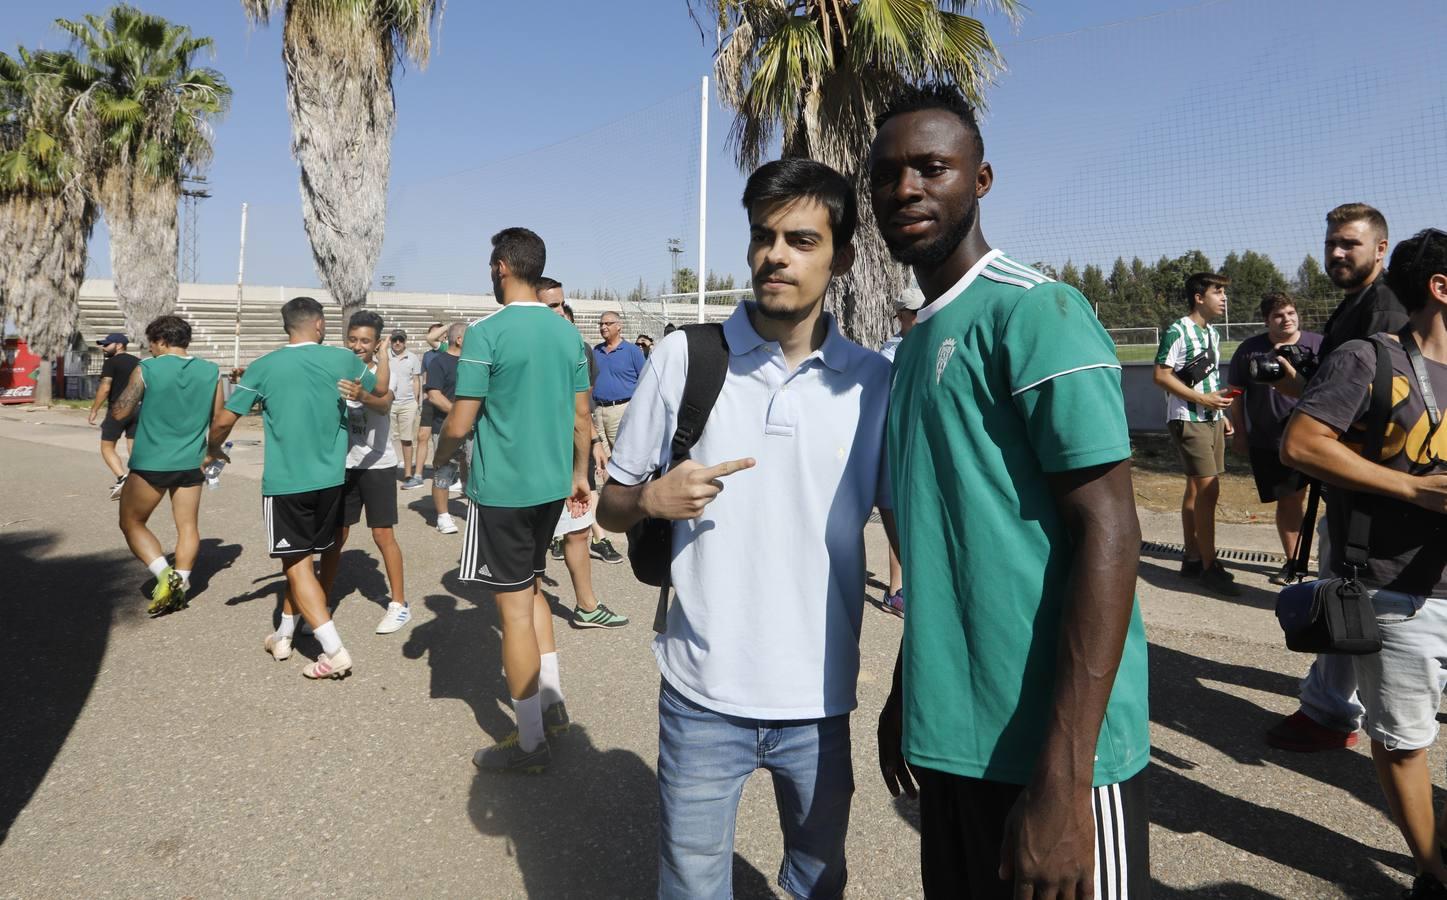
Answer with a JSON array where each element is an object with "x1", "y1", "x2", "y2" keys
[{"x1": 591, "y1": 436, "x2": 603, "y2": 445}]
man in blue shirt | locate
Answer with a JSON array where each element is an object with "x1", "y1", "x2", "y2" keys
[{"x1": 592, "y1": 311, "x2": 646, "y2": 448}]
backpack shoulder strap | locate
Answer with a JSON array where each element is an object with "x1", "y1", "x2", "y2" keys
[
  {"x1": 1342, "y1": 337, "x2": 1394, "y2": 572},
  {"x1": 669, "y1": 323, "x2": 730, "y2": 466}
]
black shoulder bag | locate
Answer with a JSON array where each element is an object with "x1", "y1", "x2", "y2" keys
[
  {"x1": 623, "y1": 323, "x2": 730, "y2": 632},
  {"x1": 1274, "y1": 338, "x2": 1396, "y2": 654}
]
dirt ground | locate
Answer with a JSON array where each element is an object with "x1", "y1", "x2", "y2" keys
[{"x1": 1131, "y1": 431, "x2": 1286, "y2": 526}]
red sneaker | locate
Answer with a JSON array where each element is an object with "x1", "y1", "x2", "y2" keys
[{"x1": 1266, "y1": 711, "x2": 1358, "y2": 752}]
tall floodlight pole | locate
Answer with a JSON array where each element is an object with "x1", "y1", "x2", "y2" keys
[
  {"x1": 233, "y1": 203, "x2": 248, "y2": 371},
  {"x1": 696, "y1": 76, "x2": 709, "y2": 324},
  {"x1": 666, "y1": 237, "x2": 683, "y2": 325}
]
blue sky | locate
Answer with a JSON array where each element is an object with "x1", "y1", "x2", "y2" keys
[{"x1": 5, "y1": 0, "x2": 1443, "y2": 299}]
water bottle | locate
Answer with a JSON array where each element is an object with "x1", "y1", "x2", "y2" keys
[{"x1": 204, "y1": 441, "x2": 233, "y2": 490}]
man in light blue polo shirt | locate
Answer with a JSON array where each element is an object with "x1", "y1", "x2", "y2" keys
[{"x1": 599, "y1": 158, "x2": 893, "y2": 899}]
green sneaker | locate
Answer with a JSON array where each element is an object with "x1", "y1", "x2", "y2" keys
[
  {"x1": 472, "y1": 739, "x2": 550, "y2": 775},
  {"x1": 572, "y1": 603, "x2": 629, "y2": 629},
  {"x1": 148, "y1": 567, "x2": 187, "y2": 616}
]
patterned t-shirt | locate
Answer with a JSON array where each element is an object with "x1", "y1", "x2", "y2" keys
[{"x1": 1155, "y1": 316, "x2": 1223, "y2": 422}]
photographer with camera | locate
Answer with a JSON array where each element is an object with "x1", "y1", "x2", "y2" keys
[
  {"x1": 1154, "y1": 272, "x2": 1240, "y2": 596},
  {"x1": 1227, "y1": 293, "x2": 1323, "y2": 583},
  {"x1": 1280, "y1": 228, "x2": 1447, "y2": 898}
]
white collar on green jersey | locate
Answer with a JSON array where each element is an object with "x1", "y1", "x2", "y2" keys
[{"x1": 916, "y1": 248, "x2": 1004, "y2": 325}]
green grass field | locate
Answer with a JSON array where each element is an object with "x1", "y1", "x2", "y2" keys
[{"x1": 1115, "y1": 341, "x2": 1241, "y2": 364}]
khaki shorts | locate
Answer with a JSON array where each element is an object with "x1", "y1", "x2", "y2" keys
[
  {"x1": 390, "y1": 399, "x2": 419, "y2": 442},
  {"x1": 1168, "y1": 418, "x2": 1226, "y2": 477}
]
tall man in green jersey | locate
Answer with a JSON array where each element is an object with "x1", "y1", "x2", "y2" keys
[
  {"x1": 869, "y1": 83, "x2": 1151, "y2": 898},
  {"x1": 208, "y1": 296, "x2": 384, "y2": 680},
  {"x1": 110, "y1": 314, "x2": 222, "y2": 616},
  {"x1": 433, "y1": 228, "x2": 592, "y2": 774}
]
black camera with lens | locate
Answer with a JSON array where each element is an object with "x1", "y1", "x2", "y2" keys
[{"x1": 1248, "y1": 343, "x2": 1318, "y2": 383}]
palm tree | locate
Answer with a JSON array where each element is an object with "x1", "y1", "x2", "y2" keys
[
  {"x1": 57, "y1": 5, "x2": 230, "y2": 345},
  {"x1": 0, "y1": 48, "x2": 96, "y2": 406},
  {"x1": 693, "y1": 0, "x2": 1021, "y2": 347},
  {"x1": 240, "y1": 0, "x2": 442, "y2": 326}
]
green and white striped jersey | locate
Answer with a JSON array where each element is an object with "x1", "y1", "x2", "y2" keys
[{"x1": 1155, "y1": 316, "x2": 1223, "y2": 422}]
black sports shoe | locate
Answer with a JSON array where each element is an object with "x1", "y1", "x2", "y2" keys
[
  {"x1": 589, "y1": 537, "x2": 623, "y2": 564},
  {"x1": 1404, "y1": 873, "x2": 1447, "y2": 900},
  {"x1": 1199, "y1": 562, "x2": 1241, "y2": 597},
  {"x1": 549, "y1": 537, "x2": 564, "y2": 561},
  {"x1": 472, "y1": 740, "x2": 550, "y2": 775},
  {"x1": 1180, "y1": 557, "x2": 1203, "y2": 578}
]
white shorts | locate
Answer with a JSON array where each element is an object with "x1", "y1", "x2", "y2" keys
[
  {"x1": 553, "y1": 493, "x2": 595, "y2": 538},
  {"x1": 1353, "y1": 591, "x2": 1447, "y2": 751}
]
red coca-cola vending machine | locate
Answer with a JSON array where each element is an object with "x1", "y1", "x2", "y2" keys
[{"x1": 0, "y1": 337, "x2": 40, "y2": 404}]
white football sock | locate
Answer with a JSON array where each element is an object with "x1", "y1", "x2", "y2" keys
[
  {"x1": 313, "y1": 620, "x2": 343, "y2": 656},
  {"x1": 146, "y1": 557, "x2": 168, "y2": 577},
  {"x1": 539, "y1": 652, "x2": 564, "y2": 708},
  {"x1": 512, "y1": 693, "x2": 545, "y2": 753},
  {"x1": 277, "y1": 613, "x2": 298, "y2": 639},
  {"x1": 175, "y1": 569, "x2": 191, "y2": 587}
]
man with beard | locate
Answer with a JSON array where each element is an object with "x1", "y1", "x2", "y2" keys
[
  {"x1": 89, "y1": 332, "x2": 141, "y2": 499},
  {"x1": 1266, "y1": 203, "x2": 1410, "y2": 754},
  {"x1": 870, "y1": 82, "x2": 1149, "y2": 898}
]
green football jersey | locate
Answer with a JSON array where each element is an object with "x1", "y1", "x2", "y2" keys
[
  {"x1": 1154, "y1": 316, "x2": 1223, "y2": 422},
  {"x1": 456, "y1": 303, "x2": 591, "y2": 507},
  {"x1": 888, "y1": 250, "x2": 1150, "y2": 787},
  {"x1": 223, "y1": 342, "x2": 375, "y2": 496},
  {"x1": 128, "y1": 354, "x2": 221, "y2": 472}
]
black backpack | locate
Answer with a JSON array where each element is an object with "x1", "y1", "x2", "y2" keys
[{"x1": 624, "y1": 323, "x2": 730, "y2": 632}]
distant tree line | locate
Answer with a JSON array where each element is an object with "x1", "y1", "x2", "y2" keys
[
  {"x1": 1039, "y1": 251, "x2": 1343, "y2": 330},
  {"x1": 583, "y1": 269, "x2": 740, "y2": 308}
]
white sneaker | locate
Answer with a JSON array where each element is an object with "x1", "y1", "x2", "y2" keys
[
  {"x1": 448, "y1": 480, "x2": 464, "y2": 497},
  {"x1": 109, "y1": 475, "x2": 127, "y2": 501},
  {"x1": 437, "y1": 514, "x2": 458, "y2": 534},
  {"x1": 375, "y1": 602, "x2": 412, "y2": 634},
  {"x1": 264, "y1": 632, "x2": 293, "y2": 661}
]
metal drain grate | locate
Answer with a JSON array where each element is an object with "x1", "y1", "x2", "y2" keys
[{"x1": 1140, "y1": 539, "x2": 1303, "y2": 565}]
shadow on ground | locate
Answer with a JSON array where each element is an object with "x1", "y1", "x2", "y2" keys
[{"x1": 0, "y1": 529, "x2": 143, "y2": 846}]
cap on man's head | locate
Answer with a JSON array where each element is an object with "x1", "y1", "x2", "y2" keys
[
  {"x1": 391, "y1": 330, "x2": 408, "y2": 342},
  {"x1": 97, "y1": 332, "x2": 128, "y2": 346},
  {"x1": 893, "y1": 287, "x2": 925, "y2": 313}
]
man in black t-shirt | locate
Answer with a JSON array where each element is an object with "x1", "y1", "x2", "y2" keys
[
  {"x1": 1282, "y1": 228, "x2": 1447, "y2": 897},
  {"x1": 87, "y1": 332, "x2": 141, "y2": 499},
  {"x1": 1227, "y1": 293, "x2": 1323, "y2": 580},
  {"x1": 427, "y1": 322, "x2": 465, "y2": 534}
]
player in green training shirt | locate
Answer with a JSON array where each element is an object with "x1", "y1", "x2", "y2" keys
[
  {"x1": 868, "y1": 83, "x2": 1151, "y2": 898},
  {"x1": 208, "y1": 296, "x2": 383, "y2": 681},
  {"x1": 432, "y1": 227, "x2": 592, "y2": 774},
  {"x1": 109, "y1": 315, "x2": 222, "y2": 616}
]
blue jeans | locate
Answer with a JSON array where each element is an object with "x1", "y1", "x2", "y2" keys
[{"x1": 657, "y1": 679, "x2": 854, "y2": 899}]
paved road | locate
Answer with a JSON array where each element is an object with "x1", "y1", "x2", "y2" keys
[{"x1": 0, "y1": 406, "x2": 1435, "y2": 898}]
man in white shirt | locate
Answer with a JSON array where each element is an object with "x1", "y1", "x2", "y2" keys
[
  {"x1": 388, "y1": 329, "x2": 424, "y2": 489},
  {"x1": 599, "y1": 158, "x2": 894, "y2": 899}
]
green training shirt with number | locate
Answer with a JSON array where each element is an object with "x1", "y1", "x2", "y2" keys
[
  {"x1": 456, "y1": 302, "x2": 591, "y2": 507},
  {"x1": 223, "y1": 342, "x2": 376, "y2": 496},
  {"x1": 888, "y1": 249, "x2": 1150, "y2": 787},
  {"x1": 128, "y1": 354, "x2": 220, "y2": 472},
  {"x1": 1155, "y1": 315, "x2": 1223, "y2": 422}
]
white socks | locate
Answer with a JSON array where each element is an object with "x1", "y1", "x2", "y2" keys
[
  {"x1": 512, "y1": 693, "x2": 545, "y2": 753},
  {"x1": 175, "y1": 569, "x2": 191, "y2": 588},
  {"x1": 277, "y1": 613, "x2": 298, "y2": 639},
  {"x1": 146, "y1": 557, "x2": 168, "y2": 578},
  {"x1": 539, "y1": 652, "x2": 564, "y2": 708},
  {"x1": 313, "y1": 620, "x2": 343, "y2": 656}
]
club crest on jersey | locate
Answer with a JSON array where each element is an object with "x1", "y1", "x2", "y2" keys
[{"x1": 935, "y1": 338, "x2": 957, "y2": 384}]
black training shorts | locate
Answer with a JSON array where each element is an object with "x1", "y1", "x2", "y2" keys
[
  {"x1": 131, "y1": 467, "x2": 205, "y2": 490},
  {"x1": 101, "y1": 412, "x2": 137, "y2": 442},
  {"x1": 1248, "y1": 446, "x2": 1307, "y2": 504},
  {"x1": 263, "y1": 486, "x2": 344, "y2": 557},
  {"x1": 342, "y1": 467, "x2": 399, "y2": 528},
  {"x1": 458, "y1": 498, "x2": 566, "y2": 590},
  {"x1": 914, "y1": 765, "x2": 1150, "y2": 900}
]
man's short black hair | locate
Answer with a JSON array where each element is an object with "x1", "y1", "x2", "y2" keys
[
  {"x1": 1388, "y1": 229, "x2": 1447, "y2": 313},
  {"x1": 282, "y1": 296, "x2": 325, "y2": 332},
  {"x1": 741, "y1": 158, "x2": 857, "y2": 249},
  {"x1": 145, "y1": 314, "x2": 191, "y2": 349},
  {"x1": 561, "y1": 303, "x2": 575, "y2": 323},
  {"x1": 874, "y1": 82, "x2": 984, "y2": 158},
  {"x1": 348, "y1": 309, "x2": 385, "y2": 337},
  {"x1": 536, "y1": 276, "x2": 562, "y2": 292},
  {"x1": 490, "y1": 227, "x2": 547, "y2": 286},
  {"x1": 1184, "y1": 272, "x2": 1230, "y2": 309}
]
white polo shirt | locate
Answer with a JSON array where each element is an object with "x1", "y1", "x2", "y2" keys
[{"x1": 607, "y1": 302, "x2": 892, "y2": 719}]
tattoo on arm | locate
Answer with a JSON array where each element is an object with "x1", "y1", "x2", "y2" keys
[{"x1": 110, "y1": 371, "x2": 145, "y2": 420}]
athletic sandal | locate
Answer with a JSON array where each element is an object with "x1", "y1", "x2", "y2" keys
[
  {"x1": 472, "y1": 740, "x2": 550, "y2": 775},
  {"x1": 572, "y1": 603, "x2": 629, "y2": 629},
  {"x1": 302, "y1": 647, "x2": 353, "y2": 680},
  {"x1": 1265, "y1": 711, "x2": 1358, "y2": 752},
  {"x1": 375, "y1": 602, "x2": 412, "y2": 635},
  {"x1": 264, "y1": 632, "x2": 293, "y2": 661}
]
